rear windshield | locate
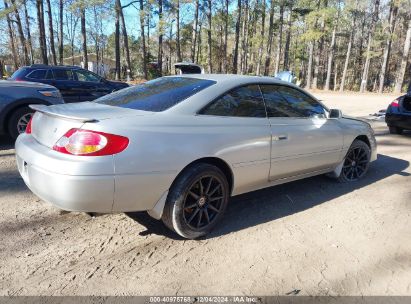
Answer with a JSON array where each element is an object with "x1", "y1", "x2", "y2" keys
[
  {"x1": 95, "y1": 77, "x2": 216, "y2": 112},
  {"x1": 10, "y1": 68, "x2": 28, "y2": 80}
]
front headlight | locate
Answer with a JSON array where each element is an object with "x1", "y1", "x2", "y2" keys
[{"x1": 38, "y1": 90, "x2": 62, "y2": 98}]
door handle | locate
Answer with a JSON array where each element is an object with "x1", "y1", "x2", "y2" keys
[{"x1": 273, "y1": 135, "x2": 288, "y2": 141}]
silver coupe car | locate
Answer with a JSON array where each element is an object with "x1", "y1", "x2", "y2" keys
[{"x1": 15, "y1": 75, "x2": 377, "y2": 239}]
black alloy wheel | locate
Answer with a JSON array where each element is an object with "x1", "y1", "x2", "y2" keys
[
  {"x1": 183, "y1": 175, "x2": 225, "y2": 230},
  {"x1": 339, "y1": 140, "x2": 371, "y2": 182},
  {"x1": 162, "y1": 163, "x2": 229, "y2": 239}
]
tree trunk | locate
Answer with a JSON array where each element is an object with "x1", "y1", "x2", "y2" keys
[
  {"x1": 256, "y1": 0, "x2": 266, "y2": 75},
  {"x1": 283, "y1": 4, "x2": 292, "y2": 70},
  {"x1": 324, "y1": 27, "x2": 336, "y2": 91},
  {"x1": 394, "y1": 17, "x2": 411, "y2": 94},
  {"x1": 10, "y1": 0, "x2": 29, "y2": 65},
  {"x1": 118, "y1": 0, "x2": 131, "y2": 77},
  {"x1": 4, "y1": 0, "x2": 19, "y2": 69},
  {"x1": 80, "y1": 7, "x2": 88, "y2": 70},
  {"x1": 274, "y1": 3, "x2": 284, "y2": 75},
  {"x1": 114, "y1": 1, "x2": 121, "y2": 79},
  {"x1": 190, "y1": 0, "x2": 199, "y2": 63},
  {"x1": 206, "y1": 0, "x2": 212, "y2": 73},
  {"x1": 264, "y1": 0, "x2": 275, "y2": 76},
  {"x1": 157, "y1": 0, "x2": 163, "y2": 76},
  {"x1": 340, "y1": 13, "x2": 355, "y2": 92},
  {"x1": 58, "y1": 0, "x2": 63, "y2": 64},
  {"x1": 23, "y1": 0, "x2": 34, "y2": 64},
  {"x1": 360, "y1": 0, "x2": 380, "y2": 93},
  {"x1": 240, "y1": 0, "x2": 249, "y2": 74},
  {"x1": 36, "y1": 0, "x2": 48, "y2": 64},
  {"x1": 139, "y1": 0, "x2": 147, "y2": 79},
  {"x1": 223, "y1": 0, "x2": 229, "y2": 73},
  {"x1": 232, "y1": 0, "x2": 242, "y2": 74},
  {"x1": 305, "y1": 42, "x2": 314, "y2": 89},
  {"x1": 45, "y1": 0, "x2": 57, "y2": 65},
  {"x1": 176, "y1": 0, "x2": 181, "y2": 62},
  {"x1": 378, "y1": 1, "x2": 398, "y2": 93}
]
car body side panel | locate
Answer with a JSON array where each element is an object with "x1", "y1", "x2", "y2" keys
[
  {"x1": 268, "y1": 117, "x2": 344, "y2": 180},
  {"x1": 83, "y1": 114, "x2": 272, "y2": 211}
]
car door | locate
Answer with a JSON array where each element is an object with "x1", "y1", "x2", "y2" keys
[
  {"x1": 73, "y1": 69, "x2": 112, "y2": 102},
  {"x1": 199, "y1": 85, "x2": 271, "y2": 194},
  {"x1": 260, "y1": 84, "x2": 344, "y2": 181},
  {"x1": 50, "y1": 68, "x2": 80, "y2": 103}
]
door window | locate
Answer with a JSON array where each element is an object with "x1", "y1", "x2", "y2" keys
[
  {"x1": 74, "y1": 70, "x2": 101, "y2": 82},
  {"x1": 200, "y1": 85, "x2": 266, "y2": 118},
  {"x1": 276, "y1": 86, "x2": 326, "y2": 118},
  {"x1": 260, "y1": 85, "x2": 303, "y2": 117},
  {"x1": 26, "y1": 69, "x2": 53, "y2": 80},
  {"x1": 53, "y1": 69, "x2": 74, "y2": 80}
]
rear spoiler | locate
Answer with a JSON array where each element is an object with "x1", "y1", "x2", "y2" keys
[{"x1": 29, "y1": 104, "x2": 98, "y2": 123}]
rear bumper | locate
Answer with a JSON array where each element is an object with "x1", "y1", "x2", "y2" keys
[
  {"x1": 15, "y1": 134, "x2": 174, "y2": 213},
  {"x1": 385, "y1": 113, "x2": 411, "y2": 130},
  {"x1": 15, "y1": 134, "x2": 115, "y2": 213}
]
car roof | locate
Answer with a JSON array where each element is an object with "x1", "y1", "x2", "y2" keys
[
  {"x1": 24, "y1": 65, "x2": 80, "y2": 70},
  {"x1": 166, "y1": 73, "x2": 303, "y2": 91}
]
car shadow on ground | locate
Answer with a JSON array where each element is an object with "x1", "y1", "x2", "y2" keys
[{"x1": 127, "y1": 153, "x2": 410, "y2": 240}]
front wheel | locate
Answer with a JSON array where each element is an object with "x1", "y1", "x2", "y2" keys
[
  {"x1": 336, "y1": 140, "x2": 371, "y2": 183},
  {"x1": 162, "y1": 163, "x2": 229, "y2": 239},
  {"x1": 7, "y1": 107, "x2": 34, "y2": 140}
]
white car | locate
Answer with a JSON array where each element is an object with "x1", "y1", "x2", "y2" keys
[{"x1": 15, "y1": 74, "x2": 377, "y2": 239}]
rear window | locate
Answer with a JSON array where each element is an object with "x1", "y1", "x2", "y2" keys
[
  {"x1": 26, "y1": 69, "x2": 53, "y2": 80},
  {"x1": 10, "y1": 68, "x2": 28, "y2": 80},
  {"x1": 95, "y1": 77, "x2": 216, "y2": 112}
]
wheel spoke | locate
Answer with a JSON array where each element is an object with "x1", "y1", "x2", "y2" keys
[
  {"x1": 185, "y1": 202, "x2": 198, "y2": 209},
  {"x1": 204, "y1": 208, "x2": 210, "y2": 223},
  {"x1": 198, "y1": 179, "x2": 204, "y2": 196},
  {"x1": 209, "y1": 196, "x2": 223, "y2": 202},
  {"x1": 197, "y1": 210, "x2": 203, "y2": 228},
  {"x1": 188, "y1": 191, "x2": 200, "y2": 200},
  {"x1": 208, "y1": 184, "x2": 221, "y2": 197},
  {"x1": 205, "y1": 177, "x2": 213, "y2": 194},
  {"x1": 187, "y1": 208, "x2": 200, "y2": 224},
  {"x1": 207, "y1": 204, "x2": 220, "y2": 213}
]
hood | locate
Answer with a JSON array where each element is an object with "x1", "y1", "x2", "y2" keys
[
  {"x1": 1, "y1": 80, "x2": 56, "y2": 89},
  {"x1": 107, "y1": 80, "x2": 129, "y2": 89}
]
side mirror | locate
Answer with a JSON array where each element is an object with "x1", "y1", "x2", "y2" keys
[{"x1": 329, "y1": 109, "x2": 342, "y2": 119}]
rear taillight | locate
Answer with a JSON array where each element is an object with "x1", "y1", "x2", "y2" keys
[
  {"x1": 53, "y1": 129, "x2": 129, "y2": 156},
  {"x1": 25, "y1": 116, "x2": 33, "y2": 134},
  {"x1": 391, "y1": 99, "x2": 400, "y2": 107}
]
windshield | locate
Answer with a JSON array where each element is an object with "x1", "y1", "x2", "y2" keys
[{"x1": 95, "y1": 77, "x2": 216, "y2": 112}]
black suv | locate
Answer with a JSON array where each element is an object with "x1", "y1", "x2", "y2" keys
[{"x1": 10, "y1": 65, "x2": 129, "y2": 103}]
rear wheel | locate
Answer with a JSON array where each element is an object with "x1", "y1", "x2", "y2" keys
[
  {"x1": 162, "y1": 163, "x2": 229, "y2": 239},
  {"x1": 388, "y1": 126, "x2": 403, "y2": 135},
  {"x1": 7, "y1": 107, "x2": 34, "y2": 140},
  {"x1": 336, "y1": 140, "x2": 371, "y2": 183}
]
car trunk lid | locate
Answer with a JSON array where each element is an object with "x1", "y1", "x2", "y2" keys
[{"x1": 29, "y1": 102, "x2": 151, "y2": 148}]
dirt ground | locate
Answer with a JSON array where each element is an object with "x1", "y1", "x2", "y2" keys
[{"x1": 0, "y1": 92, "x2": 410, "y2": 296}]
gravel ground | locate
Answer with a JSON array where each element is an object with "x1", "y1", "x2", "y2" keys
[{"x1": 0, "y1": 92, "x2": 410, "y2": 296}]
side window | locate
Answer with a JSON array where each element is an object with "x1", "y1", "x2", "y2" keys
[
  {"x1": 75, "y1": 70, "x2": 101, "y2": 82},
  {"x1": 53, "y1": 69, "x2": 74, "y2": 81},
  {"x1": 27, "y1": 69, "x2": 48, "y2": 80},
  {"x1": 260, "y1": 85, "x2": 303, "y2": 118},
  {"x1": 200, "y1": 85, "x2": 266, "y2": 118},
  {"x1": 276, "y1": 86, "x2": 326, "y2": 118}
]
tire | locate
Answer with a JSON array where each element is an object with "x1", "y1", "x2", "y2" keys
[
  {"x1": 388, "y1": 126, "x2": 403, "y2": 135},
  {"x1": 7, "y1": 107, "x2": 34, "y2": 140},
  {"x1": 162, "y1": 163, "x2": 230, "y2": 239},
  {"x1": 336, "y1": 139, "x2": 371, "y2": 183}
]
